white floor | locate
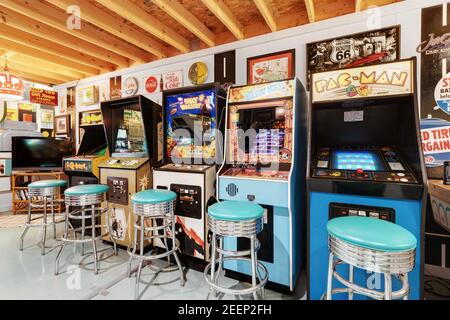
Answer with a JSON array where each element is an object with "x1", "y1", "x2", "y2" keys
[{"x1": 0, "y1": 223, "x2": 306, "y2": 300}]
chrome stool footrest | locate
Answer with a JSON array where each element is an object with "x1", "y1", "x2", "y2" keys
[
  {"x1": 20, "y1": 191, "x2": 62, "y2": 255},
  {"x1": 55, "y1": 192, "x2": 117, "y2": 276},
  {"x1": 129, "y1": 197, "x2": 185, "y2": 300},
  {"x1": 204, "y1": 256, "x2": 268, "y2": 297}
]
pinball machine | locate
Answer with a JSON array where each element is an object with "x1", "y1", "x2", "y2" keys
[{"x1": 99, "y1": 95, "x2": 163, "y2": 248}]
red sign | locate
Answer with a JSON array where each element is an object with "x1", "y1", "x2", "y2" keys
[
  {"x1": 29, "y1": 88, "x2": 58, "y2": 106},
  {"x1": 145, "y1": 76, "x2": 160, "y2": 94}
]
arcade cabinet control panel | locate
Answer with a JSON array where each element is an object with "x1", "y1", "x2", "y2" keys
[{"x1": 312, "y1": 147, "x2": 417, "y2": 183}]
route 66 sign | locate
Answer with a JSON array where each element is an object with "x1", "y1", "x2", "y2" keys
[{"x1": 330, "y1": 39, "x2": 356, "y2": 64}]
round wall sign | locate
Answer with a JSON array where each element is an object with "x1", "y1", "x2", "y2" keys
[
  {"x1": 123, "y1": 77, "x2": 139, "y2": 96},
  {"x1": 188, "y1": 62, "x2": 208, "y2": 85},
  {"x1": 145, "y1": 76, "x2": 159, "y2": 94}
]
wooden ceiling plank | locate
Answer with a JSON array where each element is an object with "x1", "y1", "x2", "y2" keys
[
  {"x1": 48, "y1": 0, "x2": 168, "y2": 58},
  {"x1": 201, "y1": 0, "x2": 244, "y2": 40},
  {"x1": 0, "y1": 6, "x2": 129, "y2": 68},
  {"x1": 151, "y1": 0, "x2": 215, "y2": 47},
  {"x1": 304, "y1": 0, "x2": 316, "y2": 23},
  {"x1": 0, "y1": 23, "x2": 116, "y2": 72},
  {"x1": 1, "y1": 57, "x2": 77, "y2": 82},
  {"x1": 253, "y1": 0, "x2": 278, "y2": 32},
  {"x1": 94, "y1": 0, "x2": 189, "y2": 53},
  {"x1": 0, "y1": 0, "x2": 151, "y2": 63},
  {"x1": 9, "y1": 54, "x2": 87, "y2": 80},
  {"x1": 0, "y1": 37, "x2": 99, "y2": 75},
  {"x1": 355, "y1": 0, "x2": 365, "y2": 11},
  {"x1": 8, "y1": 67, "x2": 66, "y2": 85}
]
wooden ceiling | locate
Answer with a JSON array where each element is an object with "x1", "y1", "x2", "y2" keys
[{"x1": 0, "y1": 0, "x2": 402, "y2": 86}]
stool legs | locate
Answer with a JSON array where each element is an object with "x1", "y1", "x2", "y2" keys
[
  {"x1": 55, "y1": 205, "x2": 69, "y2": 275},
  {"x1": 91, "y1": 204, "x2": 99, "y2": 275},
  {"x1": 384, "y1": 273, "x2": 392, "y2": 300},
  {"x1": 51, "y1": 198, "x2": 56, "y2": 240},
  {"x1": 206, "y1": 231, "x2": 217, "y2": 300},
  {"x1": 250, "y1": 235, "x2": 258, "y2": 300},
  {"x1": 171, "y1": 214, "x2": 185, "y2": 287},
  {"x1": 348, "y1": 264, "x2": 354, "y2": 300},
  {"x1": 19, "y1": 197, "x2": 32, "y2": 251},
  {"x1": 326, "y1": 252, "x2": 334, "y2": 300},
  {"x1": 41, "y1": 196, "x2": 48, "y2": 255},
  {"x1": 81, "y1": 205, "x2": 85, "y2": 256},
  {"x1": 135, "y1": 215, "x2": 145, "y2": 299}
]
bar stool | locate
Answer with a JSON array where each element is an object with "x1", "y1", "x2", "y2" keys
[
  {"x1": 204, "y1": 201, "x2": 268, "y2": 300},
  {"x1": 20, "y1": 179, "x2": 67, "y2": 255},
  {"x1": 127, "y1": 189, "x2": 185, "y2": 299},
  {"x1": 325, "y1": 216, "x2": 417, "y2": 300},
  {"x1": 55, "y1": 184, "x2": 117, "y2": 275}
]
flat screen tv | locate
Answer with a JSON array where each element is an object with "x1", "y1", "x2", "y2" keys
[{"x1": 12, "y1": 137, "x2": 73, "y2": 171}]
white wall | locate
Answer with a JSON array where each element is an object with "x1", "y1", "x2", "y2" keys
[{"x1": 53, "y1": 0, "x2": 448, "y2": 144}]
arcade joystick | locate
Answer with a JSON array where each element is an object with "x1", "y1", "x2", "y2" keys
[{"x1": 356, "y1": 168, "x2": 364, "y2": 175}]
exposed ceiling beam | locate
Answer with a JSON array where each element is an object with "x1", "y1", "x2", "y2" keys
[
  {"x1": 0, "y1": 37, "x2": 99, "y2": 75},
  {"x1": 0, "y1": 0, "x2": 152, "y2": 63},
  {"x1": 151, "y1": 0, "x2": 215, "y2": 47},
  {"x1": 355, "y1": 0, "x2": 364, "y2": 11},
  {"x1": 356, "y1": 0, "x2": 399, "y2": 11},
  {"x1": 253, "y1": 0, "x2": 278, "y2": 32},
  {"x1": 94, "y1": 0, "x2": 190, "y2": 53},
  {"x1": 9, "y1": 54, "x2": 87, "y2": 80},
  {"x1": 8, "y1": 67, "x2": 65, "y2": 85},
  {"x1": 0, "y1": 23, "x2": 116, "y2": 72},
  {"x1": 0, "y1": 6, "x2": 129, "y2": 68},
  {"x1": 48, "y1": 0, "x2": 169, "y2": 58},
  {"x1": 1, "y1": 57, "x2": 77, "y2": 83},
  {"x1": 201, "y1": 0, "x2": 244, "y2": 40},
  {"x1": 304, "y1": 0, "x2": 316, "y2": 23}
]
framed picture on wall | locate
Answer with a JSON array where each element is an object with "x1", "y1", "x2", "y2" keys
[
  {"x1": 306, "y1": 25, "x2": 400, "y2": 89},
  {"x1": 55, "y1": 115, "x2": 70, "y2": 135},
  {"x1": 247, "y1": 49, "x2": 295, "y2": 84}
]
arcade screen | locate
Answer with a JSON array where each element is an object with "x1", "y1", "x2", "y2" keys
[
  {"x1": 331, "y1": 150, "x2": 386, "y2": 171},
  {"x1": 112, "y1": 107, "x2": 146, "y2": 154},
  {"x1": 229, "y1": 101, "x2": 293, "y2": 163},
  {"x1": 165, "y1": 89, "x2": 217, "y2": 161}
]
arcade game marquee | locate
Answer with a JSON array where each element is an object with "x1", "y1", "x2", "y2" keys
[
  {"x1": 153, "y1": 83, "x2": 226, "y2": 264},
  {"x1": 307, "y1": 58, "x2": 427, "y2": 300},
  {"x1": 217, "y1": 79, "x2": 308, "y2": 292},
  {"x1": 63, "y1": 110, "x2": 108, "y2": 186},
  {"x1": 99, "y1": 95, "x2": 163, "y2": 248}
]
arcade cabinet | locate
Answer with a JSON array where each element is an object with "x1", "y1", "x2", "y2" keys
[
  {"x1": 63, "y1": 121, "x2": 108, "y2": 186},
  {"x1": 153, "y1": 83, "x2": 225, "y2": 263},
  {"x1": 307, "y1": 59, "x2": 427, "y2": 300},
  {"x1": 99, "y1": 95, "x2": 163, "y2": 248},
  {"x1": 217, "y1": 79, "x2": 308, "y2": 292}
]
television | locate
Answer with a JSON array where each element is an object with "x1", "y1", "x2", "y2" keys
[{"x1": 12, "y1": 137, "x2": 73, "y2": 171}]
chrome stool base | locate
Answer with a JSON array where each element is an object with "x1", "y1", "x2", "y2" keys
[
  {"x1": 324, "y1": 235, "x2": 415, "y2": 300},
  {"x1": 20, "y1": 187, "x2": 63, "y2": 255},
  {"x1": 204, "y1": 216, "x2": 268, "y2": 300},
  {"x1": 55, "y1": 193, "x2": 117, "y2": 275},
  {"x1": 128, "y1": 200, "x2": 185, "y2": 300}
]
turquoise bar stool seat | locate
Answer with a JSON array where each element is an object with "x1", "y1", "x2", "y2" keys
[
  {"x1": 327, "y1": 216, "x2": 417, "y2": 252},
  {"x1": 208, "y1": 200, "x2": 264, "y2": 221},
  {"x1": 325, "y1": 216, "x2": 417, "y2": 300},
  {"x1": 131, "y1": 189, "x2": 176, "y2": 204},
  {"x1": 65, "y1": 184, "x2": 109, "y2": 196},
  {"x1": 28, "y1": 179, "x2": 67, "y2": 188},
  {"x1": 205, "y1": 200, "x2": 268, "y2": 300}
]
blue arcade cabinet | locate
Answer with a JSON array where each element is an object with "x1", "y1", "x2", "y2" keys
[
  {"x1": 307, "y1": 59, "x2": 427, "y2": 300},
  {"x1": 217, "y1": 78, "x2": 308, "y2": 292}
]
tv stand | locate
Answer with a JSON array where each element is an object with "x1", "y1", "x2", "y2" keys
[{"x1": 11, "y1": 171, "x2": 66, "y2": 214}]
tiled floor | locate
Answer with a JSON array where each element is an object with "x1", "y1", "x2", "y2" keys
[{"x1": 0, "y1": 223, "x2": 306, "y2": 300}]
